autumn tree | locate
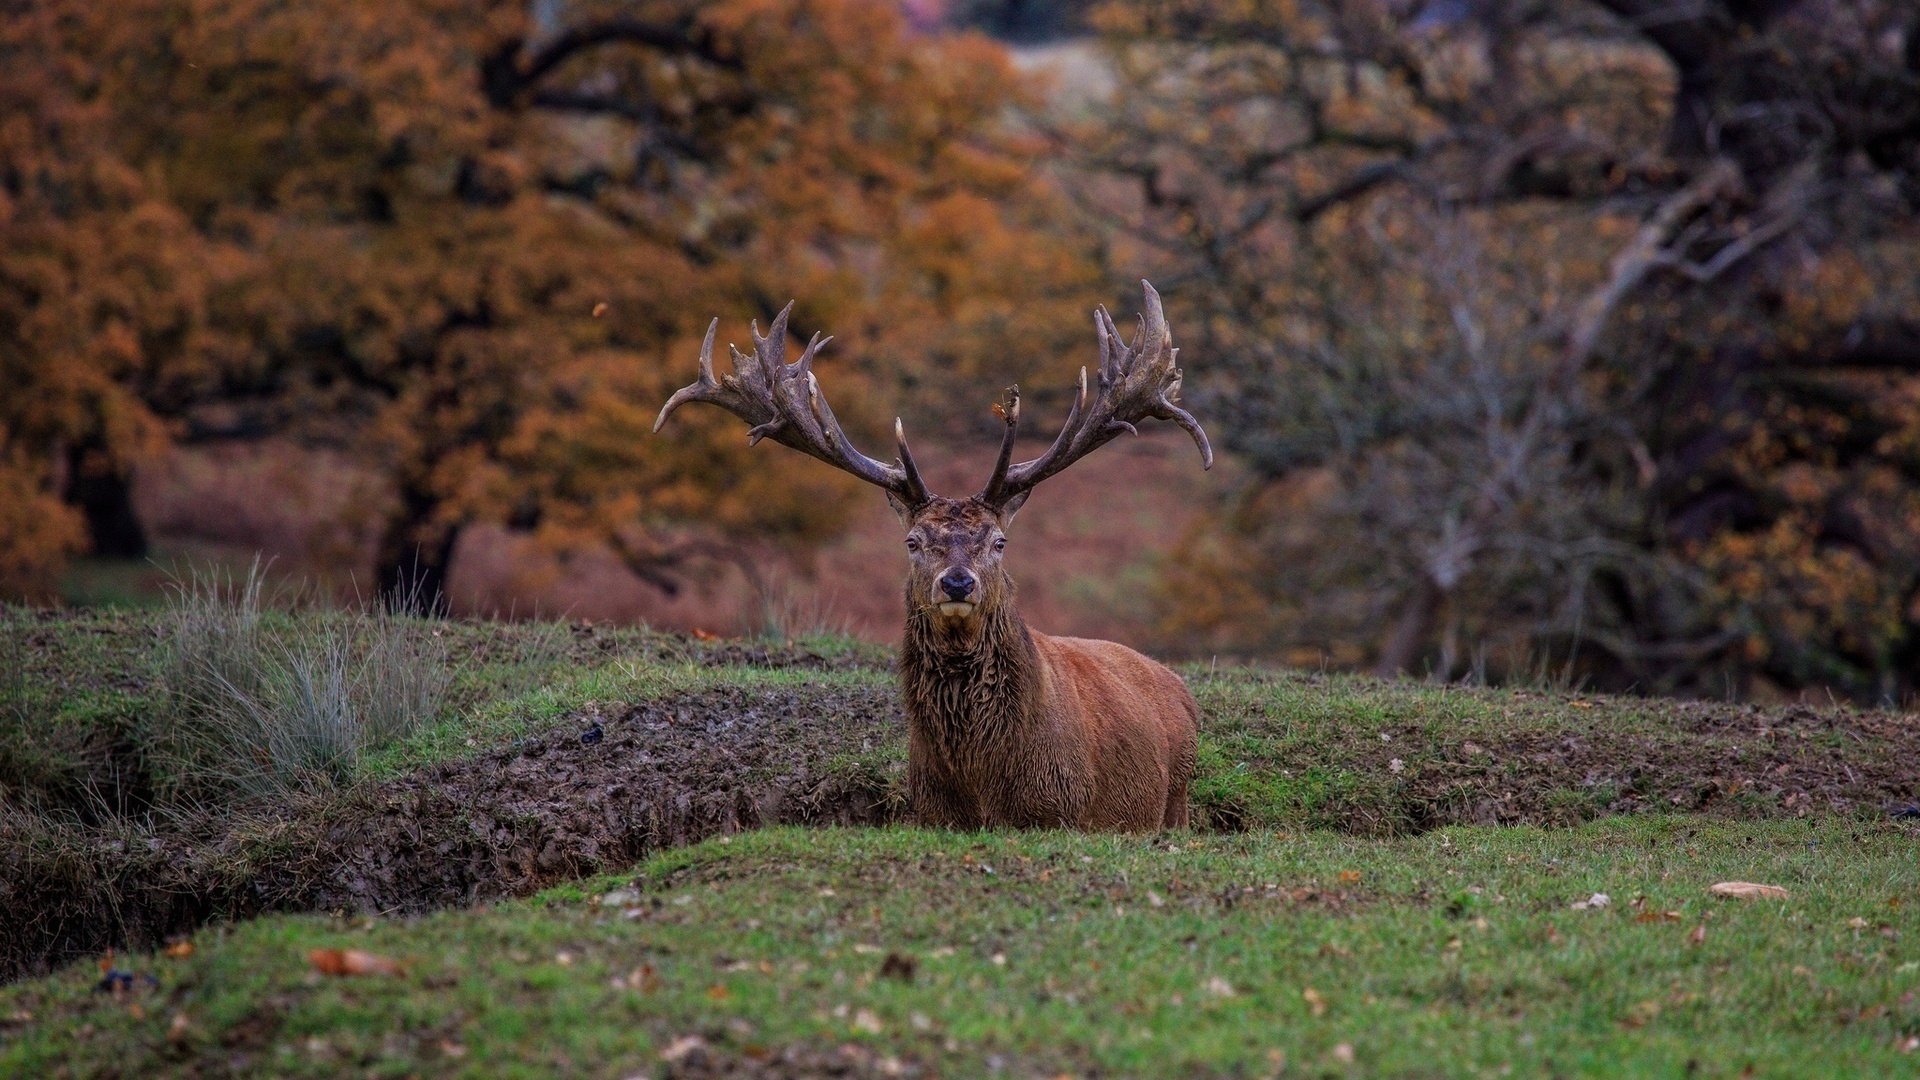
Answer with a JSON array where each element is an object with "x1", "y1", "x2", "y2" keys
[
  {"x1": 1, "y1": 3, "x2": 245, "y2": 584},
  {"x1": 1, "y1": 0, "x2": 1098, "y2": 608},
  {"x1": 1080, "y1": 0, "x2": 1920, "y2": 699}
]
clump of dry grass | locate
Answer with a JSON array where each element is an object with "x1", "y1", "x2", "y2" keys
[{"x1": 153, "y1": 562, "x2": 455, "y2": 804}]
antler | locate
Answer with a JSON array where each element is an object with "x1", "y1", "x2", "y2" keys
[
  {"x1": 653, "y1": 304, "x2": 930, "y2": 508},
  {"x1": 978, "y1": 280, "x2": 1212, "y2": 509}
]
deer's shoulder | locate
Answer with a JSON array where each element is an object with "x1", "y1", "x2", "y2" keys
[{"x1": 1031, "y1": 634, "x2": 1185, "y2": 687}]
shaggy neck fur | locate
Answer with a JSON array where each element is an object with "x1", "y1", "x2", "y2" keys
[{"x1": 899, "y1": 583, "x2": 1041, "y2": 755}]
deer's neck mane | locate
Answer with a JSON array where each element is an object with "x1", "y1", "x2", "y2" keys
[{"x1": 899, "y1": 600, "x2": 1041, "y2": 747}]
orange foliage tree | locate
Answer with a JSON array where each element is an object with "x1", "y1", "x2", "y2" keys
[{"x1": 1, "y1": 0, "x2": 1098, "y2": 607}]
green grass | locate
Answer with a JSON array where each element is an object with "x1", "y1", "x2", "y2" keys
[
  {"x1": 7, "y1": 602, "x2": 1913, "y2": 839},
  {"x1": 7, "y1": 605, "x2": 1919, "y2": 1074},
  {"x1": 1, "y1": 603, "x2": 890, "y2": 817},
  {"x1": 4, "y1": 817, "x2": 1917, "y2": 1077}
]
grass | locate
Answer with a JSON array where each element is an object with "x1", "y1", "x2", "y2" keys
[
  {"x1": 149, "y1": 566, "x2": 462, "y2": 803},
  {"x1": 10, "y1": 600, "x2": 1913, "y2": 836},
  {"x1": 4, "y1": 601, "x2": 1919, "y2": 1073},
  {"x1": 1, "y1": 598, "x2": 889, "y2": 822},
  {"x1": 4, "y1": 817, "x2": 1917, "y2": 1077}
]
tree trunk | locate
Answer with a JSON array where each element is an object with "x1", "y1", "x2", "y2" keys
[
  {"x1": 375, "y1": 498, "x2": 458, "y2": 616},
  {"x1": 1373, "y1": 577, "x2": 1445, "y2": 679},
  {"x1": 64, "y1": 447, "x2": 147, "y2": 559}
]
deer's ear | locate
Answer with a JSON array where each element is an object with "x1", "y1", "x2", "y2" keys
[
  {"x1": 995, "y1": 491, "x2": 1028, "y2": 527},
  {"x1": 886, "y1": 490, "x2": 916, "y2": 527}
]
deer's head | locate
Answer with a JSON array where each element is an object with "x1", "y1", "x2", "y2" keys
[
  {"x1": 895, "y1": 495, "x2": 1018, "y2": 639},
  {"x1": 654, "y1": 281, "x2": 1212, "y2": 637}
]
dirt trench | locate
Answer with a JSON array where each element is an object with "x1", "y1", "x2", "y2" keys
[
  {"x1": 1, "y1": 684, "x2": 908, "y2": 984},
  {"x1": 8, "y1": 677, "x2": 1919, "y2": 985}
]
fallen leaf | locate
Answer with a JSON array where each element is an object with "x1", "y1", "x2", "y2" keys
[
  {"x1": 307, "y1": 949, "x2": 404, "y2": 977},
  {"x1": 1331, "y1": 1043, "x2": 1355, "y2": 1063},
  {"x1": 705, "y1": 984, "x2": 731, "y2": 1002},
  {"x1": 591, "y1": 302, "x2": 609, "y2": 318},
  {"x1": 166, "y1": 1012, "x2": 191, "y2": 1044},
  {"x1": 1388, "y1": 758, "x2": 1405, "y2": 773},
  {"x1": 660, "y1": 1035, "x2": 707, "y2": 1063},
  {"x1": 1634, "y1": 910, "x2": 1683, "y2": 923},
  {"x1": 1205, "y1": 976, "x2": 1235, "y2": 998},
  {"x1": 1709, "y1": 882, "x2": 1788, "y2": 900},
  {"x1": 612, "y1": 965, "x2": 662, "y2": 992},
  {"x1": 1846, "y1": 916, "x2": 1870, "y2": 929},
  {"x1": 878, "y1": 952, "x2": 916, "y2": 982},
  {"x1": 1570, "y1": 700, "x2": 1595, "y2": 708},
  {"x1": 1689, "y1": 924, "x2": 1706, "y2": 946},
  {"x1": 162, "y1": 940, "x2": 195, "y2": 960},
  {"x1": 852, "y1": 1008, "x2": 883, "y2": 1034},
  {"x1": 1338, "y1": 870, "x2": 1362, "y2": 885},
  {"x1": 1572, "y1": 892, "x2": 1611, "y2": 910},
  {"x1": 1302, "y1": 986, "x2": 1327, "y2": 1016}
]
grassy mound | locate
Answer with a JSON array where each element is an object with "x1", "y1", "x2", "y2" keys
[
  {"x1": 5, "y1": 604, "x2": 1918, "y2": 986},
  {"x1": 5, "y1": 819, "x2": 1918, "y2": 1077}
]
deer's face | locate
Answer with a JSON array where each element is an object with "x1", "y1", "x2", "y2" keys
[{"x1": 901, "y1": 497, "x2": 1016, "y2": 628}]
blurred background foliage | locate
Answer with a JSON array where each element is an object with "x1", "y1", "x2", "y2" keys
[{"x1": 4, "y1": 0, "x2": 1919, "y2": 704}]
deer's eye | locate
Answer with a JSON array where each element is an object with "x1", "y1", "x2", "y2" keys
[
  {"x1": 993, "y1": 536, "x2": 1007, "y2": 552},
  {"x1": 905, "y1": 537, "x2": 921, "y2": 553}
]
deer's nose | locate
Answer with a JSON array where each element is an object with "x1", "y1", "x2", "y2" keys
[{"x1": 939, "y1": 568, "x2": 977, "y2": 600}]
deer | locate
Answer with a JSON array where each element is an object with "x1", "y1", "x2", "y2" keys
[{"x1": 654, "y1": 281, "x2": 1212, "y2": 831}]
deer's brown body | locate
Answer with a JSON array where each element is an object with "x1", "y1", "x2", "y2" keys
[
  {"x1": 656, "y1": 282, "x2": 1209, "y2": 831},
  {"x1": 899, "y1": 498, "x2": 1198, "y2": 830}
]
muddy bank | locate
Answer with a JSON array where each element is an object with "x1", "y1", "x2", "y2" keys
[
  {"x1": 7, "y1": 677, "x2": 1919, "y2": 984},
  {"x1": 3, "y1": 684, "x2": 907, "y2": 984},
  {"x1": 1303, "y1": 694, "x2": 1920, "y2": 834}
]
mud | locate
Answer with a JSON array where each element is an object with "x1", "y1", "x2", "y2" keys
[
  {"x1": 1381, "y1": 697, "x2": 1920, "y2": 831},
  {"x1": 2, "y1": 684, "x2": 906, "y2": 984},
  {"x1": 6, "y1": 677, "x2": 1917, "y2": 985}
]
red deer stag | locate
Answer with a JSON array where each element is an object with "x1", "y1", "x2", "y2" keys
[{"x1": 654, "y1": 282, "x2": 1211, "y2": 830}]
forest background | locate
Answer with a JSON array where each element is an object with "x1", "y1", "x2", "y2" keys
[{"x1": 4, "y1": 0, "x2": 1918, "y2": 705}]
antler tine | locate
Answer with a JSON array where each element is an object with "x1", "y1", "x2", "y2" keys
[
  {"x1": 655, "y1": 308, "x2": 932, "y2": 507},
  {"x1": 976, "y1": 280, "x2": 1211, "y2": 511},
  {"x1": 653, "y1": 318, "x2": 723, "y2": 432},
  {"x1": 978, "y1": 385, "x2": 1022, "y2": 505},
  {"x1": 893, "y1": 418, "x2": 930, "y2": 505}
]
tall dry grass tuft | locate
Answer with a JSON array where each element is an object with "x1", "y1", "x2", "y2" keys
[{"x1": 155, "y1": 562, "x2": 455, "y2": 804}]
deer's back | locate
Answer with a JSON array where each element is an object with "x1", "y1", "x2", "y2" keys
[{"x1": 1033, "y1": 633, "x2": 1199, "y2": 830}]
